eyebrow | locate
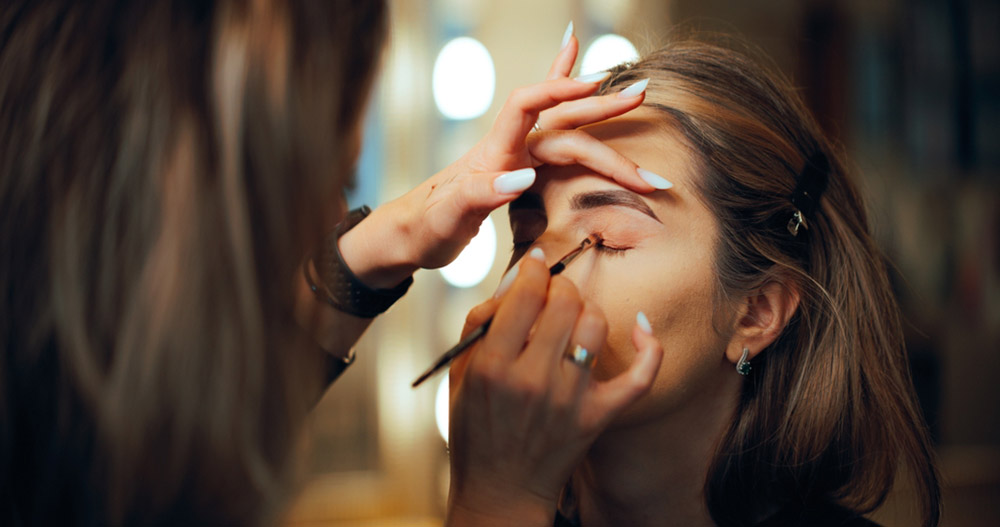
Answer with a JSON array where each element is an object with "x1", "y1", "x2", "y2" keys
[{"x1": 570, "y1": 190, "x2": 661, "y2": 222}]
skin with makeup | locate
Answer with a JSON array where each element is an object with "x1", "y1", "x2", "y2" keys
[{"x1": 506, "y1": 110, "x2": 740, "y2": 526}]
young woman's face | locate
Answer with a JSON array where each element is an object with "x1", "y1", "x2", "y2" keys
[{"x1": 508, "y1": 108, "x2": 739, "y2": 426}]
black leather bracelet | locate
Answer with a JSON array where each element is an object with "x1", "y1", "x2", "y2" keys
[{"x1": 306, "y1": 205, "x2": 414, "y2": 318}]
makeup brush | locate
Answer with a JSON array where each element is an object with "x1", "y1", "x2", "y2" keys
[{"x1": 411, "y1": 235, "x2": 600, "y2": 388}]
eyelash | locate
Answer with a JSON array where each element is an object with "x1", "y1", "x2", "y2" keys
[
  {"x1": 511, "y1": 238, "x2": 632, "y2": 256},
  {"x1": 595, "y1": 241, "x2": 630, "y2": 256}
]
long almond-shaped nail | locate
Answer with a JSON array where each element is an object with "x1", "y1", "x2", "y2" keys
[
  {"x1": 529, "y1": 247, "x2": 545, "y2": 261},
  {"x1": 636, "y1": 311, "x2": 653, "y2": 335},
  {"x1": 637, "y1": 168, "x2": 672, "y2": 190},
  {"x1": 494, "y1": 265, "x2": 519, "y2": 298},
  {"x1": 493, "y1": 168, "x2": 536, "y2": 194},
  {"x1": 617, "y1": 78, "x2": 649, "y2": 99},
  {"x1": 574, "y1": 71, "x2": 611, "y2": 83},
  {"x1": 560, "y1": 21, "x2": 574, "y2": 50}
]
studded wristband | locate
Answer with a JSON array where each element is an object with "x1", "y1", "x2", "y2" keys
[{"x1": 306, "y1": 205, "x2": 414, "y2": 318}]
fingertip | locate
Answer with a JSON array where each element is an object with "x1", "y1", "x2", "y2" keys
[
  {"x1": 617, "y1": 78, "x2": 649, "y2": 99},
  {"x1": 464, "y1": 296, "x2": 499, "y2": 330},
  {"x1": 560, "y1": 20, "x2": 574, "y2": 50},
  {"x1": 493, "y1": 167, "x2": 536, "y2": 195},
  {"x1": 493, "y1": 264, "x2": 519, "y2": 298},
  {"x1": 517, "y1": 250, "x2": 551, "y2": 280},
  {"x1": 636, "y1": 168, "x2": 673, "y2": 191},
  {"x1": 628, "y1": 338, "x2": 662, "y2": 390},
  {"x1": 635, "y1": 311, "x2": 653, "y2": 335}
]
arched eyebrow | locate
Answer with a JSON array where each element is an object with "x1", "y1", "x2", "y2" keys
[{"x1": 570, "y1": 190, "x2": 661, "y2": 223}]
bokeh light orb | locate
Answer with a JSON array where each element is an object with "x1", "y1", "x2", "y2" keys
[
  {"x1": 580, "y1": 34, "x2": 639, "y2": 75},
  {"x1": 435, "y1": 372, "x2": 450, "y2": 443},
  {"x1": 438, "y1": 215, "x2": 497, "y2": 288},
  {"x1": 433, "y1": 37, "x2": 496, "y2": 120}
]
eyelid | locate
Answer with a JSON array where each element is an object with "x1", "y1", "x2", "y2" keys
[{"x1": 594, "y1": 239, "x2": 631, "y2": 256}]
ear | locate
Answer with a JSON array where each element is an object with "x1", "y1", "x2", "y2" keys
[{"x1": 725, "y1": 280, "x2": 801, "y2": 365}]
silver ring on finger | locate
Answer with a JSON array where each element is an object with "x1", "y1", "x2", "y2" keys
[
  {"x1": 532, "y1": 121, "x2": 542, "y2": 132},
  {"x1": 564, "y1": 344, "x2": 595, "y2": 368}
]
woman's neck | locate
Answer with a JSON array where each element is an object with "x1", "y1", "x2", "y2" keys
[{"x1": 569, "y1": 371, "x2": 741, "y2": 527}]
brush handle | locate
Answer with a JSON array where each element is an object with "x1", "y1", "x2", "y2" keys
[
  {"x1": 412, "y1": 236, "x2": 595, "y2": 388},
  {"x1": 411, "y1": 316, "x2": 493, "y2": 387}
]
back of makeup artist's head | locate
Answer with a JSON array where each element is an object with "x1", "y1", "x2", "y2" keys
[
  {"x1": 0, "y1": 0, "x2": 386, "y2": 524},
  {"x1": 598, "y1": 40, "x2": 940, "y2": 526}
]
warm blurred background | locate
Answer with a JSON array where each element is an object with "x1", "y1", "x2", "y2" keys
[{"x1": 284, "y1": 1, "x2": 1000, "y2": 525}]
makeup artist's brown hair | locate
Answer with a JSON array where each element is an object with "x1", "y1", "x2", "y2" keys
[
  {"x1": 599, "y1": 40, "x2": 940, "y2": 526},
  {"x1": 0, "y1": 0, "x2": 386, "y2": 525}
]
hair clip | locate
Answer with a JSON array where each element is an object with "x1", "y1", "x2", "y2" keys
[
  {"x1": 787, "y1": 209, "x2": 807, "y2": 236},
  {"x1": 787, "y1": 152, "x2": 829, "y2": 237}
]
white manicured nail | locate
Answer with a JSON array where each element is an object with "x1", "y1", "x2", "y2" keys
[
  {"x1": 493, "y1": 168, "x2": 536, "y2": 194},
  {"x1": 494, "y1": 265, "x2": 519, "y2": 298},
  {"x1": 529, "y1": 247, "x2": 545, "y2": 261},
  {"x1": 574, "y1": 71, "x2": 611, "y2": 83},
  {"x1": 636, "y1": 311, "x2": 653, "y2": 335},
  {"x1": 560, "y1": 21, "x2": 574, "y2": 50},
  {"x1": 637, "y1": 168, "x2": 672, "y2": 190},
  {"x1": 617, "y1": 78, "x2": 649, "y2": 98}
]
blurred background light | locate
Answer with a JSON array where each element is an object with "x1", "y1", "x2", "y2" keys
[
  {"x1": 432, "y1": 37, "x2": 496, "y2": 120},
  {"x1": 583, "y1": 0, "x2": 633, "y2": 27},
  {"x1": 434, "y1": 0, "x2": 485, "y2": 27},
  {"x1": 580, "y1": 33, "x2": 639, "y2": 75},
  {"x1": 438, "y1": 215, "x2": 497, "y2": 288},
  {"x1": 435, "y1": 372, "x2": 450, "y2": 443}
]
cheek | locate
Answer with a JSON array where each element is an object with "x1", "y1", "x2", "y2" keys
[{"x1": 584, "y1": 253, "x2": 730, "y2": 419}]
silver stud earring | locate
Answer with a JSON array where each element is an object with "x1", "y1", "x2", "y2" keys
[{"x1": 736, "y1": 347, "x2": 752, "y2": 376}]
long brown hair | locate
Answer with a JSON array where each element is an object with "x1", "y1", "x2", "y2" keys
[
  {"x1": 598, "y1": 39, "x2": 940, "y2": 526},
  {"x1": 0, "y1": 0, "x2": 386, "y2": 524}
]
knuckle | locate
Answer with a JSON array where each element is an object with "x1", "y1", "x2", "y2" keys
[
  {"x1": 628, "y1": 370, "x2": 656, "y2": 395},
  {"x1": 470, "y1": 355, "x2": 504, "y2": 385},
  {"x1": 466, "y1": 300, "x2": 494, "y2": 322},
  {"x1": 563, "y1": 129, "x2": 591, "y2": 143},
  {"x1": 579, "y1": 307, "x2": 609, "y2": 342},
  {"x1": 548, "y1": 276, "x2": 582, "y2": 312},
  {"x1": 509, "y1": 375, "x2": 545, "y2": 400},
  {"x1": 581, "y1": 301, "x2": 607, "y2": 327},
  {"x1": 515, "y1": 260, "x2": 550, "y2": 289},
  {"x1": 548, "y1": 395, "x2": 574, "y2": 421},
  {"x1": 512, "y1": 278, "x2": 547, "y2": 309},
  {"x1": 508, "y1": 87, "x2": 531, "y2": 108}
]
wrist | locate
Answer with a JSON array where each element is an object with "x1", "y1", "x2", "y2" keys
[{"x1": 338, "y1": 205, "x2": 418, "y2": 289}]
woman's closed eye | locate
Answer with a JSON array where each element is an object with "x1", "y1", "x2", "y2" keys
[
  {"x1": 594, "y1": 238, "x2": 632, "y2": 256},
  {"x1": 512, "y1": 234, "x2": 634, "y2": 257}
]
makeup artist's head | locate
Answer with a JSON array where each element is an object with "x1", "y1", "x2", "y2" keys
[
  {"x1": 0, "y1": 1, "x2": 385, "y2": 525},
  {"x1": 511, "y1": 40, "x2": 939, "y2": 526}
]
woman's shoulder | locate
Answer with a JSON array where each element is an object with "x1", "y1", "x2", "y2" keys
[{"x1": 755, "y1": 501, "x2": 881, "y2": 527}]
